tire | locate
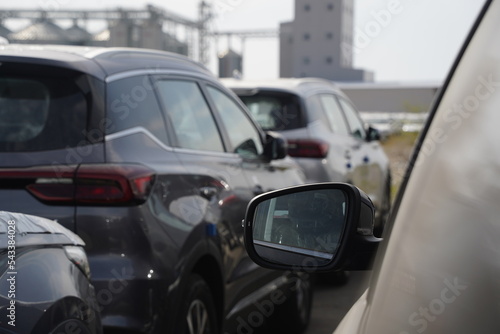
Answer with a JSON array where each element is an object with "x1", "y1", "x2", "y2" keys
[
  {"x1": 267, "y1": 273, "x2": 313, "y2": 334},
  {"x1": 175, "y1": 274, "x2": 218, "y2": 334},
  {"x1": 374, "y1": 173, "x2": 391, "y2": 238}
]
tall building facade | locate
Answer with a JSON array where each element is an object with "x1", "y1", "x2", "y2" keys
[{"x1": 280, "y1": 0, "x2": 373, "y2": 82}]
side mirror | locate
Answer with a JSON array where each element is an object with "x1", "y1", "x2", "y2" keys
[
  {"x1": 243, "y1": 183, "x2": 381, "y2": 272},
  {"x1": 263, "y1": 131, "x2": 287, "y2": 161},
  {"x1": 366, "y1": 126, "x2": 381, "y2": 142}
]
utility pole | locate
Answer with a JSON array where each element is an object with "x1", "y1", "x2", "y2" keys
[{"x1": 198, "y1": 1, "x2": 212, "y2": 66}]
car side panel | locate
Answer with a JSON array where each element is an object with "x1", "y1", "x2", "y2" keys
[
  {"x1": 0, "y1": 247, "x2": 101, "y2": 334},
  {"x1": 350, "y1": 141, "x2": 389, "y2": 211}
]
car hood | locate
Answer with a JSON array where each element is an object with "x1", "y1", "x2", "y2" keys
[{"x1": 0, "y1": 211, "x2": 85, "y2": 248}]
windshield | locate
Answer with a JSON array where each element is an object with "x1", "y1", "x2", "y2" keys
[
  {"x1": 0, "y1": 64, "x2": 89, "y2": 152},
  {"x1": 238, "y1": 92, "x2": 303, "y2": 131}
]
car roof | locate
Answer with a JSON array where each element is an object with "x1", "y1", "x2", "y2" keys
[
  {"x1": 0, "y1": 44, "x2": 213, "y2": 81},
  {"x1": 222, "y1": 77, "x2": 345, "y2": 98}
]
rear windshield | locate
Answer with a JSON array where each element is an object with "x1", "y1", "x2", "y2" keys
[
  {"x1": 0, "y1": 65, "x2": 89, "y2": 152},
  {"x1": 237, "y1": 92, "x2": 303, "y2": 131}
]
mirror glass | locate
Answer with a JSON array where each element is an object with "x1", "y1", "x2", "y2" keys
[{"x1": 252, "y1": 189, "x2": 347, "y2": 266}]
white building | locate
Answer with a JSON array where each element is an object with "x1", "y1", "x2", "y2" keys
[{"x1": 280, "y1": 0, "x2": 372, "y2": 82}]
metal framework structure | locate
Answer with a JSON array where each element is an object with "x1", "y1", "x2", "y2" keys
[
  {"x1": 213, "y1": 30, "x2": 278, "y2": 39},
  {"x1": 0, "y1": 7, "x2": 199, "y2": 27},
  {"x1": 0, "y1": 3, "x2": 278, "y2": 65}
]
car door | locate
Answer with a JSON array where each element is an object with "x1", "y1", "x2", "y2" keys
[
  {"x1": 201, "y1": 83, "x2": 306, "y2": 313},
  {"x1": 153, "y1": 76, "x2": 289, "y2": 321},
  {"x1": 312, "y1": 93, "x2": 358, "y2": 183},
  {"x1": 152, "y1": 76, "x2": 252, "y2": 272},
  {"x1": 203, "y1": 83, "x2": 305, "y2": 194},
  {"x1": 337, "y1": 95, "x2": 386, "y2": 202}
]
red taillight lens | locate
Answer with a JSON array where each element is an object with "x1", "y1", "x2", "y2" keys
[
  {"x1": 75, "y1": 164, "x2": 155, "y2": 205},
  {"x1": 287, "y1": 139, "x2": 329, "y2": 158},
  {"x1": 27, "y1": 182, "x2": 75, "y2": 203},
  {"x1": 0, "y1": 164, "x2": 155, "y2": 206},
  {"x1": 1, "y1": 165, "x2": 76, "y2": 203}
]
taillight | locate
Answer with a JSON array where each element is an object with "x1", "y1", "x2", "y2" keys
[
  {"x1": 287, "y1": 139, "x2": 329, "y2": 158},
  {"x1": 75, "y1": 164, "x2": 155, "y2": 204},
  {"x1": 2, "y1": 165, "x2": 76, "y2": 203},
  {"x1": 0, "y1": 164, "x2": 155, "y2": 206}
]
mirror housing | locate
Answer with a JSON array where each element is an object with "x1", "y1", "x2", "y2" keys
[
  {"x1": 263, "y1": 131, "x2": 287, "y2": 161},
  {"x1": 366, "y1": 126, "x2": 381, "y2": 142},
  {"x1": 244, "y1": 183, "x2": 381, "y2": 272}
]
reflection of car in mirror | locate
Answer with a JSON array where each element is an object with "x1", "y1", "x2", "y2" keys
[
  {"x1": 244, "y1": 183, "x2": 381, "y2": 271},
  {"x1": 253, "y1": 189, "x2": 347, "y2": 260}
]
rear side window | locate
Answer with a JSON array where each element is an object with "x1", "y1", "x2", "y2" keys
[
  {"x1": 318, "y1": 94, "x2": 350, "y2": 136},
  {"x1": 238, "y1": 92, "x2": 303, "y2": 131},
  {"x1": 106, "y1": 75, "x2": 168, "y2": 145},
  {"x1": 155, "y1": 80, "x2": 224, "y2": 152},
  {"x1": 0, "y1": 74, "x2": 88, "y2": 152}
]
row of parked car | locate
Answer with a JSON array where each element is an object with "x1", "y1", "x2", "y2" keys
[
  {"x1": 4, "y1": 2, "x2": 499, "y2": 333},
  {"x1": 0, "y1": 43, "x2": 389, "y2": 333}
]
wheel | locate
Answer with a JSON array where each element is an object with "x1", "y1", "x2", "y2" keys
[
  {"x1": 267, "y1": 273, "x2": 313, "y2": 334},
  {"x1": 374, "y1": 173, "x2": 391, "y2": 238},
  {"x1": 175, "y1": 274, "x2": 218, "y2": 334}
]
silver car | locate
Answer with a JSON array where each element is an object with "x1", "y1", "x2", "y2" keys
[{"x1": 224, "y1": 78, "x2": 391, "y2": 236}]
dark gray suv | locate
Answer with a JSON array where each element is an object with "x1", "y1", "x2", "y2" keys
[{"x1": 0, "y1": 45, "x2": 309, "y2": 334}]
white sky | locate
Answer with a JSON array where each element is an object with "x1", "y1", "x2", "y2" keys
[{"x1": 1, "y1": 0, "x2": 486, "y2": 82}]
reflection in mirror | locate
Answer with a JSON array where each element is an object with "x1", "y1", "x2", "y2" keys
[{"x1": 252, "y1": 189, "x2": 347, "y2": 265}]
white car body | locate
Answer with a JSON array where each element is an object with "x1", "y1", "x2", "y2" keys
[{"x1": 334, "y1": 1, "x2": 499, "y2": 333}]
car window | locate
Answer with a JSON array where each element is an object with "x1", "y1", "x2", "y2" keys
[
  {"x1": 107, "y1": 75, "x2": 169, "y2": 145},
  {"x1": 238, "y1": 92, "x2": 303, "y2": 131},
  {"x1": 0, "y1": 73, "x2": 88, "y2": 152},
  {"x1": 318, "y1": 94, "x2": 350, "y2": 136},
  {"x1": 155, "y1": 80, "x2": 224, "y2": 152},
  {"x1": 306, "y1": 94, "x2": 332, "y2": 126},
  {"x1": 338, "y1": 97, "x2": 366, "y2": 139},
  {"x1": 206, "y1": 86, "x2": 263, "y2": 159}
]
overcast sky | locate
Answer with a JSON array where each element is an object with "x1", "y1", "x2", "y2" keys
[{"x1": 1, "y1": 0, "x2": 486, "y2": 82}]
